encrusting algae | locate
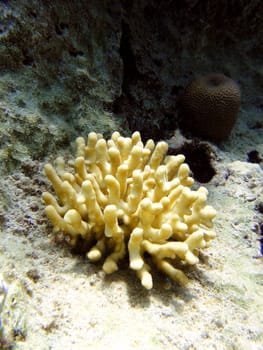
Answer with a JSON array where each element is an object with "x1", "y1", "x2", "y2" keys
[{"x1": 42, "y1": 131, "x2": 216, "y2": 289}]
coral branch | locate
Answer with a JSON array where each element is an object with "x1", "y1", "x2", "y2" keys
[{"x1": 43, "y1": 131, "x2": 216, "y2": 289}]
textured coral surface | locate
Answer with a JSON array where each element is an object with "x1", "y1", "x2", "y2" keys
[{"x1": 180, "y1": 74, "x2": 241, "y2": 142}]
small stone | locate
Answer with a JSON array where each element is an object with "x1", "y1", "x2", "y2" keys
[{"x1": 26, "y1": 269, "x2": 40, "y2": 282}]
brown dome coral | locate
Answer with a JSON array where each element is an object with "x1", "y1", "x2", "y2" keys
[{"x1": 179, "y1": 74, "x2": 241, "y2": 142}]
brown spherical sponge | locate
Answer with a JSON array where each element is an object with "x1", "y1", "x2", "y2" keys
[{"x1": 179, "y1": 74, "x2": 241, "y2": 142}]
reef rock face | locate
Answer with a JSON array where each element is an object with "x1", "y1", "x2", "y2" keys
[
  {"x1": 0, "y1": 0, "x2": 123, "y2": 173},
  {"x1": 1, "y1": 1, "x2": 263, "y2": 174},
  {"x1": 112, "y1": 1, "x2": 263, "y2": 140}
]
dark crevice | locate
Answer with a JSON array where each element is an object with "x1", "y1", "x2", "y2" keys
[
  {"x1": 55, "y1": 22, "x2": 69, "y2": 35},
  {"x1": 111, "y1": 26, "x2": 179, "y2": 141},
  {"x1": 168, "y1": 141, "x2": 216, "y2": 183},
  {"x1": 22, "y1": 49, "x2": 34, "y2": 65},
  {"x1": 119, "y1": 20, "x2": 140, "y2": 93},
  {"x1": 68, "y1": 47, "x2": 84, "y2": 57},
  {"x1": 247, "y1": 150, "x2": 262, "y2": 164}
]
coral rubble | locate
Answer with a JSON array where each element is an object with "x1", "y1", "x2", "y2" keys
[{"x1": 42, "y1": 131, "x2": 216, "y2": 289}]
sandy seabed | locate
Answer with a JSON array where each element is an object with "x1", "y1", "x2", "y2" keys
[{"x1": 0, "y1": 102, "x2": 262, "y2": 350}]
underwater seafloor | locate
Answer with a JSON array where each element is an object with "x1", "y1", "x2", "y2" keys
[{"x1": 0, "y1": 1, "x2": 263, "y2": 349}]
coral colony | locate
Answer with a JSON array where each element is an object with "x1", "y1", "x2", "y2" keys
[
  {"x1": 43, "y1": 131, "x2": 216, "y2": 289},
  {"x1": 180, "y1": 74, "x2": 241, "y2": 142}
]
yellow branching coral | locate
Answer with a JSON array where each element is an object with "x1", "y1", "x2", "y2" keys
[{"x1": 42, "y1": 131, "x2": 216, "y2": 289}]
